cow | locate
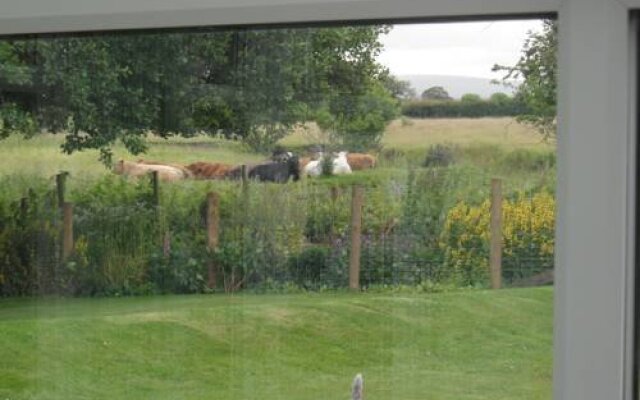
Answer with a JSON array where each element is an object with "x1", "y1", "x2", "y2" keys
[
  {"x1": 251, "y1": 156, "x2": 300, "y2": 183},
  {"x1": 332, "y1": 151, "x2": 352, "y2": 175},
  {"x1": 298, "y1": 156, "x2": 313, "y2": 171},
  {"x1": 304, "y1": 151, "x2": 352, "y2": 176},
  {"x1": 113, "y1": 160, "x2": 190, "y2": 182},
  {"x1": 304, "y1": 159, "x2": 322, "y2": 177},
  {"x1": 346, "y1": 153, "x2": 376, "y2": 171},
  {"x1": 186, "y1": 162, "x2": 234, "y2": 180},
  {"x1": 303, "y1": 152, "x2": 324, "y2": 177},
  {"x1": 136, "y1": 159, "x2": 193, "y2": 177},
  {"x1": 271, "y1": 148, "x2": 294, "y2": 163},
  {"x1": 226, "y1": 154, "x2": 300, "y2": 183}
]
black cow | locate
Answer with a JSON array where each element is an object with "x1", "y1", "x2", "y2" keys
[
  {"x1": 250, "y1": 155, "x2": 300, "y2": 183},
  {"x1": 226, "y1": 153, "x2": 300, "y2": 183}
]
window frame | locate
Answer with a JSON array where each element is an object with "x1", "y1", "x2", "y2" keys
[{"x1": 0, "y1": 1, "x2": 636, "y2": 399}]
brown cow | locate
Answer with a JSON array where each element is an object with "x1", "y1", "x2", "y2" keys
[
  {"x1": 346, "y1": 153, "x2": 376, "y2": 171},
  {"x1": 186, "y1": 162, "x2": 235, "y2": 180}
]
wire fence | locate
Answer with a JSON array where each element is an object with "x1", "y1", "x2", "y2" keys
[{"x1": 0, "y1": 166, "x2": 555, "y2": 296}]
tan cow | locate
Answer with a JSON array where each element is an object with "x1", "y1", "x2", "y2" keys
[
  {"x1": 186, "y1": 162, "x2": 235, "y2": 180},
  {"x1": 346, "y1": 153, "x2": 376, "y2": 171},
  {"x1": 113, "y1": 160, "x2": 190, "y2": 182},
  {"x1": 137, "y1": 159, "x2": 193, "y2": 177}
]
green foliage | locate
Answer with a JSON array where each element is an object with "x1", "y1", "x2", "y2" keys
[
  {"x1": 0, "y1": 187, "x2": 63, "y2": 296},
  {"x1": 460, "y1": 93, "x2": 482, "y2": 103},
  {"x1": 494, "y1": 20, "x2": 557, "y2": 139},
  {"x1": 402, "y1": 95, "x2": 528, "y2": 119},
  {"x1": 423, "y1": 143, "x2": 457, "y2": 168},
  {"x1": 317, "y1": 81, "x2": 399, "y2": 151},
  {"x1": 489, "y1": 92, "x2": 511, "y2": 105},
  {"x1": 380, "y1": 73, "x2": 416, "y2": 100},
  {"x1": 421, "y1": 86, "x2": 451, "y2": 100},
  {"x1": 288, "y1": 246, "x2": 330, "y2": 288},
  {"x1": 440, "y1": 191, "x2": 555, "y2": 286},
  {"x1": 320, "y1": 153, "x2": 334, "y2": 177},
  {"x1": 500, "y1": 148, "x2": 556, "y2": 172},
  {"x1": 0, "y1": 42, "x2": 34, "y2": 86},
  {"x1": 0, "y1": 103, "x2": 38, "y2": 139},
  {"x1": 0, "y1": 26, "x2": 397, "y2": 156}
]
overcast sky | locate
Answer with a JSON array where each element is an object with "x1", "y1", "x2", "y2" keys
[{"x1": 377, "y1": 19, "x2": 544, "y2": 79}]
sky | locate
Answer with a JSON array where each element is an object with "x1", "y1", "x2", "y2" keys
[{"x1": 377, "y1": 19, "x2": 544, "y2": 79}]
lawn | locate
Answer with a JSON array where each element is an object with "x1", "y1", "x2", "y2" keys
[{"x1": 0, "y1": 288, "x2": 553, "y2": 400}]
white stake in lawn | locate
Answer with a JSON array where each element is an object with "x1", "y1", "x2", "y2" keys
[{"x1": 352, "y1": 373, "x2": 363, "y2": 400}]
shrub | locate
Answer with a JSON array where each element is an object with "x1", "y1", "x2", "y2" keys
[
  {"x1": 321, "y1": 153, "x2": 334, "y2": 177},
  {"x1": 423, "y1": 144, "x2": 456, "y2": 168},
  {"x1": 288, "y1": 246, "x2": 330, "y2": 289},
  {"x1": 0, "y1": 189, "x2": 60, "y2": 296},
  {"x1": 440, "y1": 191, "x2": 555, "y2": 286},
  {"x1": 500, "y1": 149, "x2": 556, "y2": 172},
  {"x1": 401, "y1": 97, "x2": 529, "y2": 119}
]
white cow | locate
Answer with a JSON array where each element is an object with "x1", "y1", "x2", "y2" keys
[
  {"x1": 303, "y1": 151, "x2": 353, "y2": 177},
  {"x1": 332, "y1": 151, "x2": 352, "y2": 175},
  {"x1": 303, "y1": 152, "x2": 324, "y2": 177}
]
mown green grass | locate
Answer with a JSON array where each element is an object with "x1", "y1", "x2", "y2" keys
[{"x1": 0, "y1": 288, "x2": 553, "y2": 400}]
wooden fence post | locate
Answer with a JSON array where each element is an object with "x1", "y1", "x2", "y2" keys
[
  {"x1": 329, "y1": 186, "x2": 339, "y2": 243},
  {"x1": 206, "y1": 192, "x2": 220, "y2": 289},
  {"x1": 240, "y1": 164, "x2": 249, "y2": 191},
  {"x1": 150, "y1": 171, "x2": 160, "y2": 208},
  {"x1": 56, "y1": 172, "x2": 68, "y2": 208},
  {"x1": 349, "y1": 185, "x2": 364, "y2": 291},
  {"x1": 19, "y1": 197, "x2": 28, "y2": 225},
  {"x1": 162, "y1": 231, "x2": 171, "y2": 258},
  {"x1": 62, "y1": 202, "x2": 74, "y2": 261},
  {"x1": 490, "y1": 178, "x2": 503, "y2": 289},
  {"x1": 330, "y1": 186, "x2": 339, "y2": 203}
]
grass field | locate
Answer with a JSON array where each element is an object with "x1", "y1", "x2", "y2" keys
[
  {"x1": 0, "y1": 288, "x2": 553, "y2": 400},
  {"x1": 0, "y1": 117, "x2": 552, "y2": 179},
  {"x1": 281, "y1": 117, "x2": 552, "y2": 151}
]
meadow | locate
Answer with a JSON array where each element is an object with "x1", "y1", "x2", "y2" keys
[
  {"x1": 0, "y1": 117, "x2": 552, "y2": 180},
  {"x1": 0, "y1": 288, "x2": 553, "y2": 400}
]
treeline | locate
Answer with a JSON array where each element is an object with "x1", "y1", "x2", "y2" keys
[{"x1": 402, "y1": 93, "x2": 530, "y2": 119}]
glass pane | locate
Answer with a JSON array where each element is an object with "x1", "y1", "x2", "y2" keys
[{"x1": 0, "y1": 19, "x2": 556, "y2": 399}]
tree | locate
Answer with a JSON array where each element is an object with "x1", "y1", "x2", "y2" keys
[
  {"x1": 380, "y1": 73, "x2": 416, "y2": 100},
  {"x1": 0, "y1": 41, "x2": 39, "y2": 139},
  {"x1": 315, "y1": 79, "x2": 398, "y2": 151},
  {"x1": 493, "y1": 20, "x2": 557, "y2": 139},
  {"x1": 489, "y1": 92, "x2": 511, "y2": 105},
  {"x1": 460, "y1": 93, "x2": 482, "y2": 103},
  {"x1": 0, "y1": 26, "x2": 395, "y2": 159},
  {"x1": 421, "y1": 86, "x2": 451, "y2": 101}
]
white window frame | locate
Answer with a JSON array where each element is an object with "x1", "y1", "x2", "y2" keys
[{"x1": 0, "y1": 1, "x2": 636, "y2": 399}]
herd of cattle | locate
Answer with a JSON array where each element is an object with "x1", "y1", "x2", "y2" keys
[{"x1": 113, "y1": 151, "x2": 377, "y2": 183}]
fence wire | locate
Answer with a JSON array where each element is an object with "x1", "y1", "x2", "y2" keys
[{"x1": 0, "y1": 167, "x2": 555, "y2": 296}]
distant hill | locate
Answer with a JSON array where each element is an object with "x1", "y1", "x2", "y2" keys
[{"x1": 399, "y1": 74, "x2": 518, "y2": 100}]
